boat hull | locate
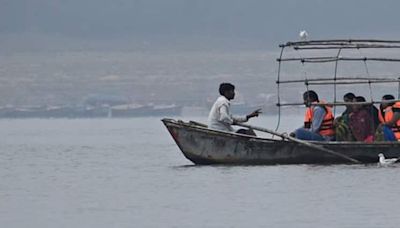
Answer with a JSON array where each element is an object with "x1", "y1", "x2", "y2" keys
[{"x1": 162, "y1": 118, "x2": 400, "y2": 165}]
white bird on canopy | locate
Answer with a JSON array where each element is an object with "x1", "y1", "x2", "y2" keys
[
  {"x1": 378, "y1": 153, "x2": 399, "y2": 166},
  {"x1": 299, "y1": 30, "x2": 309, "y2": 41}
]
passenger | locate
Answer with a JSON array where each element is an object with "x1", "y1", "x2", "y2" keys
[
  {"x1": 207, "y1": 82, "x2": 261, "y2": 135},
  {"x1": 377, "y1": 94, "x2": 400, "y2": 141},
  {"x1": 342, "y1": 92, "x2": 356, "y2": 116},
  {"x1": 335, "y1": 93, "x2": 356, "y2": 141},
  {"x1": 292, "y1": 90, "x2": 335, "y2": 141},
  {"x1": 364, "y1": 100, "x2": 380, "y2": 131},
  {"x1": 341, "y1": 93, "x2": 379, "y2": 127},
  {"x1": 348, "y1": 96, "x2": 375, "y2": 142}
]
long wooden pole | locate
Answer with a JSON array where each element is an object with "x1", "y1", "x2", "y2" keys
[
  {"x1": 278, "y1": 99, "x2": 400, "y2": 107},
  {"x1": 278, "y1": 76, "x2": 400, "y2": 84},
  {"x1": 294, "y1": 45, "x2": 400, "y2": 50},
  {"x1": 281, "y1": 39, "x2": 400, "y2": 48},
  {"x1": 235, "y1": 123, "x2": 361, "y2": 164},
  {"x1": 307, "y1": 79, "x2": 400, "y2": 85},
  {"x1": 278, "y1": 57, "x2": 400, "y2": 63}
]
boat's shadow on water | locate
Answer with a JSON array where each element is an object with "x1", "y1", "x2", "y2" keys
[
  {"x1": 171, "y1": 163, "x2": 400, "y2": 170},
  {"x1": 170, "y1": 164, "x2": 250, "y2": 169}
]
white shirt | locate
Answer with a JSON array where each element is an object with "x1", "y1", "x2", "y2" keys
[{"x1": 207, "y1": 96, "x2": 248, "y2": 132}]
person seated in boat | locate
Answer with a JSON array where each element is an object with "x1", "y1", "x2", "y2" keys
[
  {"x1": 342, "y1": 92, "x2": 356, "y2": 117},
  {"x1": 364, "y1": 98, "x2": 380, "y2": 130},
  {"x1": 376, "y1": 94, "x2": 400, "y2": 141},
  {"x1": 208, "y1": 82, "x2": 261, "y2": 135},
  {"x1": 334, "y1": 93, "x2": 356, "y2": 141},
  {"x1": 292, "y1": 90, "x2": 335, "y2": 141},
  {"x1": 348, "y1": 96, "x2": 375, "y2": 142}
]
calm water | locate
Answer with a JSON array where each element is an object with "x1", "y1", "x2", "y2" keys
[{"x1": 1, "y1": 117, "x2": 400, "y2": 228}]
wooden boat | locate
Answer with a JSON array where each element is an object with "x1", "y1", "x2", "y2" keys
[
  {"x1": 162, "y1": 118, "x2": 400, "y2": 165},
  {"x1": 163, "y1": 39, "x2": 400, "y2": 165}
]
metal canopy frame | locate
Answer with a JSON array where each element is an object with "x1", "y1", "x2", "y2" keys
[{"x1": 274, "y1": 39, "x2": 400, "y2": 131}]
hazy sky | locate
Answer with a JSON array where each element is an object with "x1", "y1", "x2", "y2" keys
[
  {"x1": 1, "y1": 0, "x2": 400, "y2": 49},
  {"x1": 0, "y1": 0, "x2": 400, "y2": 106}
]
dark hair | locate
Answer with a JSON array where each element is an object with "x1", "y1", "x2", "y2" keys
[
  {"x1": 343, "y1": 92, "x2": 356, "y2": 100},
  {"x1": 355, "y1": 96, "x2": 366, "y2": 102},
  {"x1": 303, "y1": 90, "x2": 319, "y2": 102},
  {"x1": 382, "y1": 94, "x2": 395, "y2": 106},
  {"x1": 382, "y1": 94, "x2": 395, "y2": 100},
  {"x1": 219, "y1": 83, "x2": 235, "y2": 95}
]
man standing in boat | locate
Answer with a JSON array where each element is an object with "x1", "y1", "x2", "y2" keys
[
  {"x1": 292, "y1": 90, "x2": 335, "y2": 141},
  {"x1": 208, "y1": 83, "x2": 261, "y2": 134}
]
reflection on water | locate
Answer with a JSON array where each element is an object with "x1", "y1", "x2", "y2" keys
[{"x1": 1, "y1": 117, "x2": 400, "y2": 228}]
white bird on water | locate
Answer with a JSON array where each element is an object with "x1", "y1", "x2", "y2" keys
[
  {"x1": 299, "y1": 30, "x2": 309, "y2": 41},
  {"x1": 378, "y1": 153, "x2": 399, "y2": 166}
]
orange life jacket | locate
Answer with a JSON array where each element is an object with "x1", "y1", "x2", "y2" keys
[
  {"x1": 304, "y1": 102, "x2": 335, "y2": 136},
  {"x1": 378, "y1": 102, "x2": 400, "y2": 140}
]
